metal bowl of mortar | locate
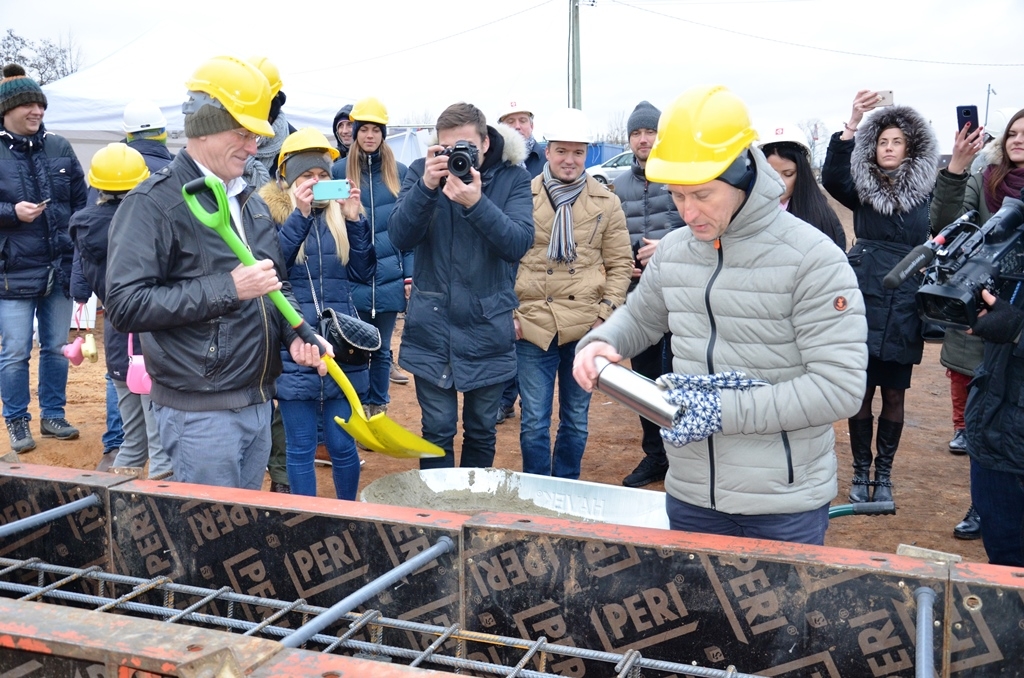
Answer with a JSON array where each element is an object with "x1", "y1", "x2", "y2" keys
[{"x1": 361, "y1": 468, "x2": 670, "y2": 529}]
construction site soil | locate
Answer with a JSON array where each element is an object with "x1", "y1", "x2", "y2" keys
[{"x1": 7, "y1": 197, "x2": 988, "y2": 564}]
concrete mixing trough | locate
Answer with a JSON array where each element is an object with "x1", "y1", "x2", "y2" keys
[
  {"x1": 361, "y1": 468, "x2": 671, "y2": 528},
  {"x1": 2, "y1": 460, "x2": 1023, "y2": 677}
]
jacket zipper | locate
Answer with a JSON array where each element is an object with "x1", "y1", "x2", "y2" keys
[
  {"x1": 240, "y1": 191, "x2": 272, "y2": 401},
  {"x1": 587, "y1": 213, "x2": 603, "y2": 244},
  {"x1": 781, "y1": 431, "x2": 794, "y2": 484},
  {"x1": 368, "y1": 160, "x2": 376, "y2": 319},
  {"x1": 705, "y1": 240, "x2": 724, "y2": 509}
]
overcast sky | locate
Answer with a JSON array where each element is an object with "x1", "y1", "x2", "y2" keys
[{"x1": 5, "y1": 0, "x2": 1024, "y2": 153}]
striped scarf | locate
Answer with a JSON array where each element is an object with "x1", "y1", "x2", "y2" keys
[{"x1": 542, "y1": 163, "x2": 587, "y2": 264}]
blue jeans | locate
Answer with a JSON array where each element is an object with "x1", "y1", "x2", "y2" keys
[
  {"x1": 278, "y1": 398, "x2": 360, "y2": 500},
  {"x1": 415, "y1": 378, "x2": 504, "y2": 470},
  {"x1": 517, "y1": 337, "x2": 592, "y2": 479},
  {"x1": 357, "y1": 309, "x2": 398, "y2": 407},
  {"x1": 666, "y1": 494, "x2": 831, "y2": 545},
  {"x1": 971, "y1": 459, "x2": 1024, "y2": 567},
  {"x1": 153, "y1": 401, "x2": 272, "y2": 490},
  {"x1": 103, "y1": 373, "x2": 125, "y2": 452},
  {"x1": 0, "y1": 292, "x2": 74, "y2": 422},
  {"x1": 500, "y1": 376, "x2": 519, "y2": 410}
]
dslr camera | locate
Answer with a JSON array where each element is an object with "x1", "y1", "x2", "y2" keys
[
  {"x1": 884, "y1": 196, "x2": 1024, "y2": 328},
  {"x1": 436, "y1": 140, "x2": 479, "y2": 184}
]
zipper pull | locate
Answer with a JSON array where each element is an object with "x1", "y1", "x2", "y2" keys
[{"x1": 714, "y1": 238, "x2": 721, "y2": 250}]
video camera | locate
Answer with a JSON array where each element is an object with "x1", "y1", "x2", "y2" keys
[{"x1": 884, "y1": 195, "x2": 1024, "y2": 328}]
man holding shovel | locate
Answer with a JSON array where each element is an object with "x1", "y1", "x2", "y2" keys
[{"x1": 105, "y1": 56, "x2": 326, "y2": 490}]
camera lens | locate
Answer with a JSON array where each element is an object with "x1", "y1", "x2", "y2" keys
[{"x1": 450, "y1": 156, "x2": 469, "y2": 174}]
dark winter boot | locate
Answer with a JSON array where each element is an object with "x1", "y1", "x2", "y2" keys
[
  {"x1": 847, "y1": 417, "x2": 874, "y2": 503},
  {"x1": 872, "y1": 418, "x2": 903, "y2": 503}
]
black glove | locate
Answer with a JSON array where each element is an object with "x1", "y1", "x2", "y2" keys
[{"x1": 971, "y1": 296, "x2": 1024, "y2": 344}]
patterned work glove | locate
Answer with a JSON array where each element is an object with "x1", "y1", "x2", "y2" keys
[
  {"x1": 656, "y1": 371, "x2": 768, "y2": 447},
  {"x1": 971, "y1": 296, "x2": 1024, "y2": 344}
]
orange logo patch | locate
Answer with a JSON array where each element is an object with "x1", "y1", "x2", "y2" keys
[{"x1": 834, "y1": 296, "x2": 848, "y2": 311}]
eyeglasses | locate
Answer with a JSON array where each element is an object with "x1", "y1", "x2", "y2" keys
[{"x1": 233, "y1": 129, "x2": 261, "y2": 144}]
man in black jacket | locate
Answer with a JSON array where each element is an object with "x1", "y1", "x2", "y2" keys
[
  {"x1": 0, "y1": 63, "x2": 88, "y2": 453},
  {"x1": 105, "y1": 56, "x2": 326, "y2": 490},
  {"x1": 613, "y1": 100, "x2": 685, "y2": 487}
]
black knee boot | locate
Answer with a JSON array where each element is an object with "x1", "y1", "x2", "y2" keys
[
  {"x1": 848, "y1": 417, "x2": 874, "y2": 503},
  {"x1": 873, "y1": 418, "x2": 903, "y2": 502}
]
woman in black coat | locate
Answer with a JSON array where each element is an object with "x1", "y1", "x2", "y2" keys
[{"x1": 822, "y1": 90, "x2": 938, "y2": 505}]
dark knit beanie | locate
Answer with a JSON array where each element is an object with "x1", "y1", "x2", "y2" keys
[
  {"x1": 717, "y1": 150, "x2": 755, "y2": 192},
  {"x1": 280, "y1": 151, "x2": 332, "y2": 185},
  {"x1": 351, "y1": 120, "x2": 387, "y2": 143},
  {"x1": 627, "y1": 100, "x2": 660, "y2": 136},
  {"x1": 184, "y1": 103, "x2": 240, "y2": 138},
  {"x1": 0, "y1": 64, "x2": 47, "y2": 117}
]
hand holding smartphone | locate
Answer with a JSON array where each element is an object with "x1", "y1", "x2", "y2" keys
[
  {"x1": 36, "y1": 198, "x2": 51, "y2": 208},
  {"x1": 874, "y1": 90, "x2": 894, "y2": 108},
  {"x1": 312, "y1": 179, "x2": 350, "y2": 201},
  {"x1": 957, "y1": 105, "x2": 980, "y2": 133}
]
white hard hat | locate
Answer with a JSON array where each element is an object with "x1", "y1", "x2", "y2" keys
[
  {"x1": 122, "y1": 99, "x2": 167, "y2": 134},
  {"x1": 497, "y1": 100, "x2": 533, "y2": 123},
  {"x1": 543, "y1": 108, "x2": 592, "y2": 144},
  {"x1": 986, "y1": 108, "x2": 1016, "y2": 138},
  {"x1": 756, "y1": 122, "x2": 810, "y2": 154}
]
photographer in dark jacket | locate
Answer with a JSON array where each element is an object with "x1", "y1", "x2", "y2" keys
[
  {"x1": 613, "y1": 100, "x2": 685, "y2": 488},
  {"x1": 965, "y1": 287, "x2": 1024, "y2": 566},
  {"x1": 0, "y1": 63, "x2": 88, "y2": 453},
  {"x1": 389, "y1": 102, "x2": 534, "y2": 470},
  {"x1": 105, "y1": 56, "x2": 326, "y2": 490}
]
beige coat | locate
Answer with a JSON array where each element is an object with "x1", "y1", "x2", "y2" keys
[{"x1": 515, "y1": 174, "x2": 633, "y2": 349}]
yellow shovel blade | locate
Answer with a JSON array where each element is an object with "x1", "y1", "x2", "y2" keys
[{"x1": 323, "y1": 355, "x2": 444, "y2": 459}]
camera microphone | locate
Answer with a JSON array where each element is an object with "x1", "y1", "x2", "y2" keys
[{"x1": 883, "y1": 239, "x2": 943, "y2": 290}]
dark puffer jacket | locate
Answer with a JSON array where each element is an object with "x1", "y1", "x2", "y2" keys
[
  {"x1": 822, "y1": 106, "x2": 938, "y2": 366},
  {"x1": 0, "y1": 124, "x2": 87, "y2": 298},
  {"x1": 331, "y1": 152, "x2": 411, "y2": 315},
  {"x1": 965, "y1": 325, "x2": 1024, "y2": 476},
  {"x1": 612, "y1": 157, "x2": 685, "y2": 289},
  {"x1": 260, "y1": 182, "x2": 375, "y2": 401},
  {"x1": 389, "y1": 124, "x2": 534, "y2": 390},
  {"x1": 69, "y1": 200, "x2": 131, "y2": 380}
]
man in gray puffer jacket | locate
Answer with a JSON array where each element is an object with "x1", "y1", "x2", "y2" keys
[
  {"x1": 613, "y1": 100, "x2": 685, "y2": 488},
  {"x1": 574, "y1": 85, "x2": 867, "y2": 546}
]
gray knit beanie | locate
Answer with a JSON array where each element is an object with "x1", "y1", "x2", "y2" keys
[
  {"x1": 627, "y1": 101, "x2": 660, "y2": 136},
  {"x1": 184, "y1": 104, "x2": 240, "y2": 138},
  {"x1": 279, "y1": 151, "x2": 332, "y2": 185},
  {"x1": 0, "y1": 64, "x2": 47, "y2": 117}
]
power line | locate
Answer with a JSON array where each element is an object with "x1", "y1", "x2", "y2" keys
[
  {"x1": 609, "y1": 0, "x2": 1024, "y2": 67},
  {"x1": 292, "y1": 0, "x2": 557, "y2": 76}
]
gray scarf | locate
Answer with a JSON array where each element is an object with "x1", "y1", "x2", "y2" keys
[{"x1": 542, "y1": 163, "x2": 587, "y2": 264}]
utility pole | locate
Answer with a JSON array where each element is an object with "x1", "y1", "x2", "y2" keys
[
  {"x1": 984, "y1": 84, "x2": 997, "y2": 128},
  {"x1": 569, "y1": 0, "x2": 582, "y2": 109}
]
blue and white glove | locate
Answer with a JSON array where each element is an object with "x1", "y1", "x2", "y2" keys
[{"x1": 656, "y1": 371, "x2": 768, "y2": 447}]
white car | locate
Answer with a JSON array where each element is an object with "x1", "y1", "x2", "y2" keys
[{"x1": 585, "y1": 151, "x2": 634, "y2": 184}]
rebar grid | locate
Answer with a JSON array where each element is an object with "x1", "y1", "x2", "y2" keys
[{"x1": 0, "y1": 556, "x2": 761, "y2": 678}]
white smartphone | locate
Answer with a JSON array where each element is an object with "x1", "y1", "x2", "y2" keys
[{"x1": 874, "y1": 90, "x2": 894, "y2": 108}]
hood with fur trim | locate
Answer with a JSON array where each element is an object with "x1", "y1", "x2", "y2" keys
[
  {"x1": 851, "y1": 105, "x2": 938, "y2": 216},
  {"x1": 258, "y1": 180, "x2": 295, "y2": 225},
  {"x1": 428, "y1": 123, "x2": 528, "y2": 168}
]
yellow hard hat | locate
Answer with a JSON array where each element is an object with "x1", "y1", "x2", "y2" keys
[
  {"x1": 645, "y1": 85, "x2": 758, "y2": 186},
  {"x1": 184, "y1": 55, "x2": 274, "y2": 137},
  {"x1": 87, "y1": 143, "x2": 150, "y2": 192},
  {"x1": 247, "y1": 55, "x2": 282, "y2": 98},
  {"x1": 349, "y1": 97, "x2": 388, "y2": 125},
  {"x1": 277, "y1": 127, "x2": 340, "y2": 175}
]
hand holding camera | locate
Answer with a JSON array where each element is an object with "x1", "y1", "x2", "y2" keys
[
  {"x1": 969, "y1": 290, "x2": 1024, "y2": 344},
  {"x1": 428, "y1": 141, "x2": 482, "y2": 207}
]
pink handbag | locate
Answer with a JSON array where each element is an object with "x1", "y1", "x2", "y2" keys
[{"x1": 126, "y1": 333, "x2": 152, "y2": 395}]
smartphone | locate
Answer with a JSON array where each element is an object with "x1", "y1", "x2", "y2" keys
[
  {"x1": 875, "y1": 90, "x2": 894, "y2": 108},
  {"x1": 312, "y1": 179, "x2": 350, "y2": 201},
  {"x1": 957, "y1": 105, "x2": 980, "y2": 133},
  {"x1": 36, "y1": 198, "x2": 51, "y2": 207}
]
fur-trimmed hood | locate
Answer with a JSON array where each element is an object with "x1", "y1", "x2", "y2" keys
[
  {"x1": 851, "y1": 105, "x2": 938, "y2": 216},
  {"x1": 258, "y1": 180, "x2": 295, "y2": 225},
  {"x1": 428, "y1": 123, "x2": 528, "y2": 168}
]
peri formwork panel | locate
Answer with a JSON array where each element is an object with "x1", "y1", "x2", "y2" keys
[
  {"x1": 945, "y1": 562, "x2": 1024, "y2": 676},
  {"x1": 461, "y1": 513, "x2": 948, "y2": 678},
  {"x1": 107, "y1": 479, "x2": 467, "y2": 650},
  {"x1": 0, "y1": 462, "x2": 120, "y2": 572}
]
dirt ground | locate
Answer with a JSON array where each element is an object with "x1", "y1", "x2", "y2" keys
[{"x1": 2, "y1": 196, "x2": 988, "y2": 564}]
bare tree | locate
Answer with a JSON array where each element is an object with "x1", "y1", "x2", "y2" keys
[
  {"x1": 0, "y1": 29, "x2": 82, "y2": 85},
  {"x1": 394, "y1": 109, "x2": 436, "y2": 128},
  {"x1": 797, "y1": 118, "x2": 830, "y2": 174},
  {"x1": 594, "y1": 110, "x2": 628, "y2": 145}
]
